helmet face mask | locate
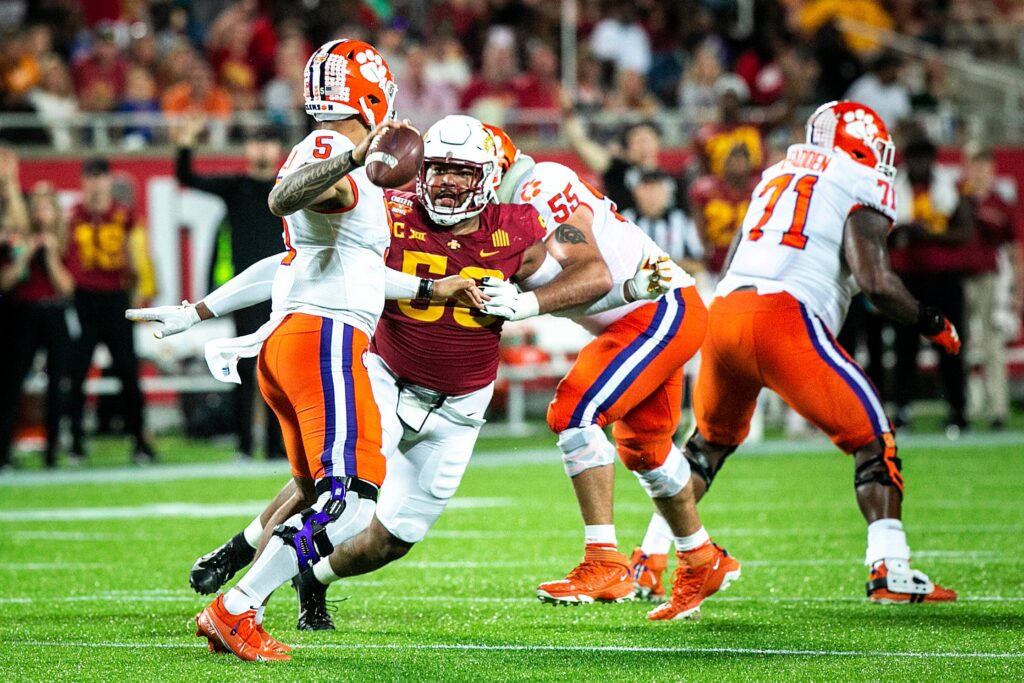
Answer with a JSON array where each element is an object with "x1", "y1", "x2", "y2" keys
[
  {"x1": 416, "y1": 115, "x2": 499, "y2": 226},
  {"x1": 806, "y1": 100, "x2": 896, "y2": 178},
  {"x1": 303, "y1": 39, "x2": 397, "y2": 129}
]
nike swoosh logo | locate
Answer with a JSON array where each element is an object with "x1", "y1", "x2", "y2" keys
[
  {"x1": 712, "y1": 557, "x2": 721, "y2": 571},
  {"x1": 479, "y1": 249, "x2": 499, "y2": 257}
]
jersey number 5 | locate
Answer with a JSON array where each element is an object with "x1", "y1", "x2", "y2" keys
[{"x1": 747, "y1": 173, "x2": 819, "y2": 249}]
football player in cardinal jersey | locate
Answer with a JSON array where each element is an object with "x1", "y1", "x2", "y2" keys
[
  {"x1": 634, "y1": 101, "x2": 959, "y2": 605},
  {"x1": 485, "y1": 125, "x2": 740, "y2": 621}
]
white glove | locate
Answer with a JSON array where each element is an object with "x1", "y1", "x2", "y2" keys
[
  {"x1": 625, "y1": 244, "x2": 674, "y2": 301},
  {"x1": 480, "y1": 277, "x2": 540, "y2": 321},
  {"x1": 125, "y1": 301, "x2": 202, "y2": 339}
]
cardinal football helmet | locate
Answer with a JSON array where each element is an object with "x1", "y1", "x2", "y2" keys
[
  {"x1": 806, "y1": 101, "x2": 896, "y2": 178},
  {"x1": 303, "y1": 39, "x2": 397, "y2": 128}
]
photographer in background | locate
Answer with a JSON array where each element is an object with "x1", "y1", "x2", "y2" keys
[
  {"x1": 0, "y1": 166, "x2": 75, "y2": 469},
  {"x1": 173, "y1": 116, "x2": 285, "y2": 460}
]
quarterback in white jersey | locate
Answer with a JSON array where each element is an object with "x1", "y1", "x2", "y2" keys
[
  {"x1": 482, "y1": 125, "x2": 740, "y2": 621},
  {"x1": 646, "y1": 101, "x2": 960, "y2": 605}
]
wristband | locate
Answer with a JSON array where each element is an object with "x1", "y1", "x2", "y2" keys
[
  {"x1": 416, "y1": 278, "x2": 434, "y2": 302},
  {"x1": 916, "y1": 305, "x2": 945, "y2": 336}
]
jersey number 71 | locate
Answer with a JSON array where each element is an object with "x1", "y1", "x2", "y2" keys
[{"x1": 747, "y1": 173, "x2": 819, "y2": 249}]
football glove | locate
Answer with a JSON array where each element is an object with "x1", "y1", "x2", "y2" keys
[
  {"x1": 916, "y1": 305, "x2": 961, "y2": 355},
  {"x1": 125, "y1": 301, "x2": 202, "y2": 339},
  {"x1": 625, "y1": 244, "x2": 674, "y2": 301},
  {"x1": 480, "y1": 277, "x2": 540, "y2": 321}
]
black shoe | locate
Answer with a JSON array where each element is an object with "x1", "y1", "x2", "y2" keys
[
  {"x1": 293, "y1": 570, "x2": 335, "y2": 631},
  {"x1": 990, "y1": 418, "x2": 1006, "y2": 432},
  {"x1": 189, "y1": 532, "x2": 256, "y2": 594},
  {"x1": 132, "y1": 439, "x2": 158, "y2": 465}
]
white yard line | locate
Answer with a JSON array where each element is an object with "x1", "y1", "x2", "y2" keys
[
  {"x1": 2, "y1": 430, "x2": 1021, "y2": 488},
  {"x1": 7, "y1": 640, "x2": 1023, "y2": 659}
]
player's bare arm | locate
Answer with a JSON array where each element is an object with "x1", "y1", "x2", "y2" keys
[
  {"x1": 526, "y1": 207, "x2": 613, "y2": 314},
  {"x1": 268, "y1": 120, "x2": 405, "y2": 216},
  {"x1": 844, "y1": 206, "x2": 961, "y2": 354}
]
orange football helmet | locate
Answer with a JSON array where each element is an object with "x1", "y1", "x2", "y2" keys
[
  {"x1": 805, "y1": 101, "x2": 895, "y2": 178},
  {"x1": 303, "y1": 39, "x2": 398, "y2": 128},
  {"x1": 482, "y1": 123, "x2": 520, "y2": 178}
]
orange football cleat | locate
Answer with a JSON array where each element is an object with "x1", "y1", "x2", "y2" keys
[
  {"x1": 867, "y1": 560, "x2": 957, "y2": 603},
  {"x1": 195, "y1": 595, "x2": 290, "y2": 662},
  {"x1": 629, "y1": 548, "x2": 668, "y2": 603},
  {"x1": 206, "y1": 623, "x2": 294, "y2": 655},
  {"x1": 647, "y1": 542, "x2": 741, "y2": 621},
  {"x1": 537, "y1": 545, "x2": 635, "y2": 605}
]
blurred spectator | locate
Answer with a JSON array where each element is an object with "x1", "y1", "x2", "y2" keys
[
  {"x1": 261, "y1": 36, "x2": 307, "y2": 124},
  {"x1": 459, "y1": 27, "x2": 519, "y2": 124},
  {"x1": 395, "y1": 43, "x2": 459, "y2": 134},
  {"x1": 161, "y1": 62, "x2": 232, "y2": 118},
  {"x1": 25, "y1": 54, "x2": 78, "y2": 151},
  {"x1": 64, "y1": 157, "x2": 156, "y2": 464},
  {"x1": 735, "y1": 33, "x2": 791, "y2": 107},
  {"x1": 425, "y1": 36, "x2": 472, "y2": 93},
  {"x1": 890, "y1": 136, "x2": 974, "y2": 432},
  {"x1": 172, "y1": 116, "x2": 286, "y2": 459},
  {"x1": 73, "y1": 23, "x2": 129, "y2": 112},
  {"x1": 117, "y1": 65, "x2": 160, "y2": 149},
  {"x1": 793, "y1": 0, "x2": 894, "y2": 56},
  {"x1": 688, "y1": 143, "x2": 759, "y2": 276},
  {"x1": 208, "y1": 19, "x2": 260, "y2": 111},
  {"x1": 0, "y1": 176, "x2": 75, "y2": 470},
  {"x1": 811, "y1": 22, "x2": 863, "y2": 102},
  {"x1": 573, "y1": 52, "x2": 607, "y2": 114},
  {"x1": 622, "y1": 169, "x2": 704, "y2": 274},
  {"x1": 0, "y1": 29, "x2": 40, "y2": 106},
  {"x1": 513, "y1": 42, "x2": 561, "y2": 125},
  {"x1": 960, "y1": 144, "x2": 1024, "y2": 430},
  {"x1": 692, "y1": 75, "x2": 765, "y2": 177},
  {"x1": 563, "y1": 105, "x2": 668, "y2": 213},
  {"x1": 603, "y1": 68, "x2": 662, "y2": 118},
  {"x1": 677, "y1": 40, "x2": 724, "y2": 122},
  {"x1": 588, "y1": 3, "x2": 651, "y2": 87},
  {"x1": 844, "y1": 51, "x2": 912, "y2": 130}
]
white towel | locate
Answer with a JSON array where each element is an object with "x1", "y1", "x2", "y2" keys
[{"x1": 204, "y1": 315, "x2": 284, "y2": 384}]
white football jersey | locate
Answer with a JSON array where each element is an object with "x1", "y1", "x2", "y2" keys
[
  {"x1": 273, "y1": 129, "x2": 391, "y2": 335},
  {"x1": 509, "y1": 161, "x2": 693, "y2": 335},
  {"x1": 717, "y1": 143, "x2": 898, "y2": 334}
]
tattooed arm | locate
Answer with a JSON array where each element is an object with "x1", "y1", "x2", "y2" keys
[
  {"x1": 517, "y1": 205, "x2": 612, "y2": 314},
  {"x1": 268, "y1": 149, "x2": 361, "y2": 217}
]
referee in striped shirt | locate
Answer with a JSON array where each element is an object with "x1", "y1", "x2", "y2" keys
[{"x1": 621, "y1": 169, "x2": 704, "y2": 274}]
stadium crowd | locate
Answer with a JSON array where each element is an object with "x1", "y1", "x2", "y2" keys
[{"x1": 0, "y1": 0, "x2": 1022, "y2": 470}]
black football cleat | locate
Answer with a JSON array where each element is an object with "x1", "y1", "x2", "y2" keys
[
  {"x1": 189, "y1": 532, "x2": 256, "y2": 595},
  {"x1": 293, "y1": 570, "x2": 335, "y2": 631}
]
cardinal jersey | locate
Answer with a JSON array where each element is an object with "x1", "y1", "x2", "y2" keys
[
  {"x1": 510, "y1": 161, "x2": 694, "y2": 335},
  {"x1": 66, "y1": 202, "x2": 136, "y2": 292},
  {"x1": 273, "y1": 129, "x2": 391, "y2": 336},
  {"x1": 688, "y1": 173, "x2": 758, "y2": 273},
  {"x1": 716, "y1": 143, "x2": 898, "y2": 334},
  {"x1": 371, "y1": 191, "x2": 545, "y2": 395}
]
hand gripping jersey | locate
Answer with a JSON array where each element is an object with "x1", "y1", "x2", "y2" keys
[
  {"x1": 273, "y1": 129, "x2": 392, "y2": 335},
  {"x1": 371, "y1": 190, "x2": 546, "y2": 394},
  {"x1": 509, "y1": 161, "x2": 694, "y2": 335},
  {"x1": 716, "y1": 143, "x2": 898, "y2": 334}
]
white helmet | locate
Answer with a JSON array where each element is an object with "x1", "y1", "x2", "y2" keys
[{"x1": 416, "y1": 115, "x2": 499, "y2": 227}]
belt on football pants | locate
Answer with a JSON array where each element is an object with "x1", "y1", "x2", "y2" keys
[{"x1": 314, "y1": 475, "x2": 379, "y2": 502}]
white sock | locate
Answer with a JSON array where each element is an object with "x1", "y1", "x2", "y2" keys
[
  {"x1": 674, "y1": 526, "x2": 710, "y2": 552},
  {"x1": 865, "y1": 518, "x2": 911, "y2": 566},
  {"x1": 242, "y1": 516, "x2": 264, "y2": 549},
  {"x1": 224, "y1": 536, "x2": 299, "y2": 614},
  {"x1": 255, "y1": 603, "x2": 266, "y2": 625},
  {"x1": 641, "y1": 513, "x2": 674, "y2": 556},
  {"x1": 312, "y1": 558, "x2": 340, "y2": 585},
  {"x1": 584, "y1": 524, "x2": 617, "y2": 548}
]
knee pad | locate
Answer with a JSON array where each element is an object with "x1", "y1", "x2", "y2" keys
[
  {"x1": 633, "y1": 445, "x2": 692, "y2": 499},
  {"x1": 684, "y1": 431, "x2": 736, "y2": 490},
  {"x1": 274, "y1": 476, "x2": 378, "y2": 571},
  {"x1": 557, "y1": 425, "x2": 616, "y2": 478},
  {"x1": 854, "y1": 438, "x2": 904, "y2": 499}
]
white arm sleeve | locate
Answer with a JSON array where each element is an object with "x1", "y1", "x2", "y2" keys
[
  {"x1": 385, "y1": 267, "x2": 422, "y2": 299},
  {"x1": 202, "y1": 253, "x2": 281, "y2": 317}
]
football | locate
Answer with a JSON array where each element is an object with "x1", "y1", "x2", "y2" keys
[{"x1": 364, "y1": 125, "x2": 424, "y2": 189}]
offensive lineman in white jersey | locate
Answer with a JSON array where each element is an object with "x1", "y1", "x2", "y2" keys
[
  {"x1": 633, "y1": 101, "x2": 959, "y2": 604},
  {"x1": 482, "y1": 125, "x2": 741, "y2": 620}
]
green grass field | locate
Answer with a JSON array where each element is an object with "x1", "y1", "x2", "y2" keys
[{"x1": 1, "y1": 432, "x2": 1022, "y2": 681}]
